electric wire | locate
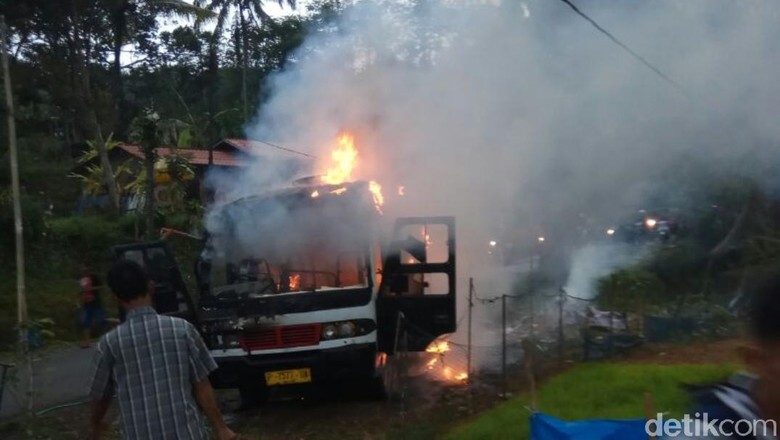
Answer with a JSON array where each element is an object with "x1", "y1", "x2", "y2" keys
[
  {"x1": 556, "y1": 0, "x2": 687, "y2": 95},
  {"x1": 246, "y1": 139, "x2": 318, "y2": 159}
]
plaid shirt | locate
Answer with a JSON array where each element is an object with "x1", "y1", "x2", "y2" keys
[{"x1": 89, "y1": 306, "x2": 217, "y2": 440}]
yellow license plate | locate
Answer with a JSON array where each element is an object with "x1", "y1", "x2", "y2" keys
[{"x1": 265, "y1": 368, "x2": 312, "y2": 386}]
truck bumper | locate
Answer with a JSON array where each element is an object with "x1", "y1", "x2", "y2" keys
[{"x1": 209, "y1": 342, "x2": 377, "y2": 389}]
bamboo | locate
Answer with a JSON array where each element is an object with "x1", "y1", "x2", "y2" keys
[{"x1": 0, "y1": 16, "x2": 28, "y2": 344}]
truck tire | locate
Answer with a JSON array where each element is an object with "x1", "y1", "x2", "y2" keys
[
  {"x1": 370, "y1": 357, "x2": 398, "y2": 401},
  {"x1": 368, "y1": 375, "x2": 388, "y2": 401}
]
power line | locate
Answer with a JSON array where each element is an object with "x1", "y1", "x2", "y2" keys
[
  {"x1": 557, "y1": 0, "x2": 687, "y2": 95},
  {"x1": 248, "y1": 138, "x2": 319, "y2": 159}
]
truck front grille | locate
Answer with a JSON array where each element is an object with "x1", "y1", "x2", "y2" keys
[{"x1": 240, "y1": 324, "x2": 322, "y2": 351}]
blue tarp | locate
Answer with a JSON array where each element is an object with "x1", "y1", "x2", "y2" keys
[{"x1": 531, "y1": 413, "x2": 647, "y2": 440}]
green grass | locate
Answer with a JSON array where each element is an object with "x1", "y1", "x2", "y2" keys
[
  {"x1": 446, "y1": 363, "x2": 736, "y2": 440},
  {"x1": 0, "y1": 266, "x2": 120, "y2": 348}
]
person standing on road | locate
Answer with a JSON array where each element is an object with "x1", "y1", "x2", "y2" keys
[
  {"x1": 88, "y1": 260, "x2": 237, "y2": 440},
  {"x1": 79, "y1": 265, "x2": 106, "y2": 348}
]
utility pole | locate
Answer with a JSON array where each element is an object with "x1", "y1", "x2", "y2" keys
[{"x1": 1, "y1": 16, "x2": 28, "y2": 347}]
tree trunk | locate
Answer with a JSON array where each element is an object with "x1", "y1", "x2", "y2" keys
[
  {"x1": 206, "y1": 44, "x2": 219, "y2": 148},
  {"x1": 144, "y1": 148, "x2": 156, "y2": 239},
  {"x1": 112, "y1": 1, "x2": 129, "y2": 138},
  {"x1": 240, "y1": 7, "x2": 248, "y2": 120},
  {"x1": 69, "y1": 2, "x2": 121, "y2": 215}
]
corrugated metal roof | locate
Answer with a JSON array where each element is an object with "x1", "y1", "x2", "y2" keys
[
  {"x1": 118, "y1": 144, "x2": 242, "y2": 167},
  {"x1": 221, "y1": 138, "x2": 315, "y2": 159}
]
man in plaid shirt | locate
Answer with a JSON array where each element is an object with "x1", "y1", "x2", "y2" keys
[{"x1": 88, "y1": 260, "x2": 237, "y2": 440}]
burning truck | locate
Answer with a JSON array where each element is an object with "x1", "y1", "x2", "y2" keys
[{"x1": 110, "y1": 161, "x2": 457, "y2": 402}]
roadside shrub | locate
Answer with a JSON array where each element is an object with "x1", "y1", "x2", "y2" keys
[
  {"x1": 48, "y1": 215, "x2": 134, "y2": 262},
  {"x1": 596, "y1": 268, "x2": 664, "y2": 313},
  {"x1": 0, "y1": 193, "x2": 47, "y2": 261}
]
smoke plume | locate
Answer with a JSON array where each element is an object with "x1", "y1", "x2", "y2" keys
[{"x1": 209, "y1": 0, "x2": 780, "y2": 366}]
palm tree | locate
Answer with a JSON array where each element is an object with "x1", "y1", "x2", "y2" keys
[
  {"x1": 195, "y1": 0, "x2": 296, "y2": 119},
  {"x1": 109, "y1": 0, "x2": 213, "y2": 137},
  {"x1": 69, "y1": 134, "x2": 133, "y2": 199}
]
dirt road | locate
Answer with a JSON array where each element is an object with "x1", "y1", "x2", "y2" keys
[
  {"x1": 0, "y1": 346, "x2": 485, "y2": 439},
  {"x1": 0, "y1": 345, "x2": 93, "y2": 419}
]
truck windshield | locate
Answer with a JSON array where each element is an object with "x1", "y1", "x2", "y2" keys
[
  {"x1": 212, "y1": 246, "x2": 370, "y2": 294},
  {"x1": 204, "y1": 187, "x2": 375, "y2": 296}
]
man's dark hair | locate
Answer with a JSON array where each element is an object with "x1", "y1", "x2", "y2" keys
[
  {"x1": 749, "y1": 274, "x2": 780, "y2": 344},
  {"x1": 107, "y1": 260, "x2": 150, "y2": 302}
]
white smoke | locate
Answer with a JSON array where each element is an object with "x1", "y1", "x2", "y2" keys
[
  {"x1": 208, "y1": 0, "x2": 780, "y2": 367},
  {"x1": 563, "y1": 242, "x2": 648, "y2": 301}
]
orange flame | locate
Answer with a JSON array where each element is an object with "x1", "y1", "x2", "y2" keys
[
  {"x1": 319, "y1": 132, "x2": 385, "y2": 214},
  {"x1": 289, "y1": 274, "x2": 300, "y2": 291},
  {"x1": 369, "y1": 180, "x2": 384, "y2": 214},
  {"x1": 424, "y1": 338, "x2": 468, "y2": 383},
  {"x1": 310, "y1": 190, "x2": 320, "y2": 198},
  {"x1": 426, "y1": 340, "x2": 450, "y2": 354},
  {"x1": 322, "y1": 133, "x2": 358, "y2": 185}
]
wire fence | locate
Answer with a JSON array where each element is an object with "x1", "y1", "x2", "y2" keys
[
  {"x1": 383, "y1": 275, "x2": 628, "y2": 415},
  {"x1": 385, "y1": 270, "x2": 741, "y2": 418}
]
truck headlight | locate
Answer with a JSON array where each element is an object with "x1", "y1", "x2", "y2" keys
[
  {"x1": 322, "y1": 324, "x2": 338, "y2": 340},
  {"x1": 320, "y1": 320, "x2": 375, "y2": 340},
  {"x1": 339, "y1": 322, "x2": 356, "y2": 338}
]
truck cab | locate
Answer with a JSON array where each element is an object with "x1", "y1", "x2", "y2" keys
[{"x1": 111, "y1": 180, "x2": 456, "y2": 402}]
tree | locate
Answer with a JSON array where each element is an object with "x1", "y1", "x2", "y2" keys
[
  {"x1": 68, "y1": 133, "x2": 133, "y2": 197},
  {"x1": 195, "y1": 0, "x2": 296, "y2": 119},
  {"x1": 3, "y1": 1, "x2": 125, "y2": 213},
  {"x1": 107, "y1": 0, "x2": 212, "y2": 137},
  {"x1": 597, "y1": 268, "x2": 663, "y2": 316},
  {"x1": 129, "y1": 109, "x2": 189, "y2": 239}
]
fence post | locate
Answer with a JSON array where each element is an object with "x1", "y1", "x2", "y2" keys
[
  {"x1": 558, "y1": 287, "x2": 565, "y2": 365},
  {"x1": 501, "y1": 294, "x2": 507, "y2": 399},
  {"x1": 467, "y1": 278, "x2": 474, "y2": 381},
  {"x1": 523, "y1": 338, "x2": 538, "y2": 411},
  {"x1": 529, "y1": 257, "x2": 535, "y2": 341},
  {"x1": 467, "y1": 277, "x2": 474, "y2": 413}
]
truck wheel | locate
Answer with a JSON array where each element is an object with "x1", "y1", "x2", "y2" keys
[
  {"x1": 370, "y1": 357, "x2": 398, "y2": 401},
  {"x1": 369, "y1": 375, "x2": 388, "y2": 400}
]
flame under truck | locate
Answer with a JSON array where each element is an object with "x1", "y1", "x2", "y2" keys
[{"x1": 111, "y1": 180, "x2": 457, "y2": 403}]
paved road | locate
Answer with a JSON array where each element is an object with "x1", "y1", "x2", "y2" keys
[{"x1": 0, "y1": 345, "x2": 93, "y2": 418}]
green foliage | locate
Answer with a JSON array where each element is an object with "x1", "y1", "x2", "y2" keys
[
  {"x1": 447, "y1": 364, "x2": 735, "y2": 440},
  {"x1": 48, "y1": 215, "x2": 135, "y2": 261},
  {"x1": 597, "y1": 268, "x2": 664, "y2": 312},
  {"x1": 0, "y1": 194, "x2": 47, "y2": 258},
  {"x1": 643, "y1": 240, "x2": 710, "y2": 294},
  {"x1": 77, "y1": 133, "x2": 120, "y2": 164}
]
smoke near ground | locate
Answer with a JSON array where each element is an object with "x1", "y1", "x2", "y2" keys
[
  {"x1": 209, "y1": 0, "x2": 780, "y2": 367},
  {"x1": 564, "y1": 243, "x2": 648, "y2": 301}
]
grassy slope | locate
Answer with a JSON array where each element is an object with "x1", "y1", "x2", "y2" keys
[
  {"x1": 0, "y1": 272, "x2": 112, "y2": 345},
  {"x1": 446, "y1": 363, "x2": 736, "y2": 440}
]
